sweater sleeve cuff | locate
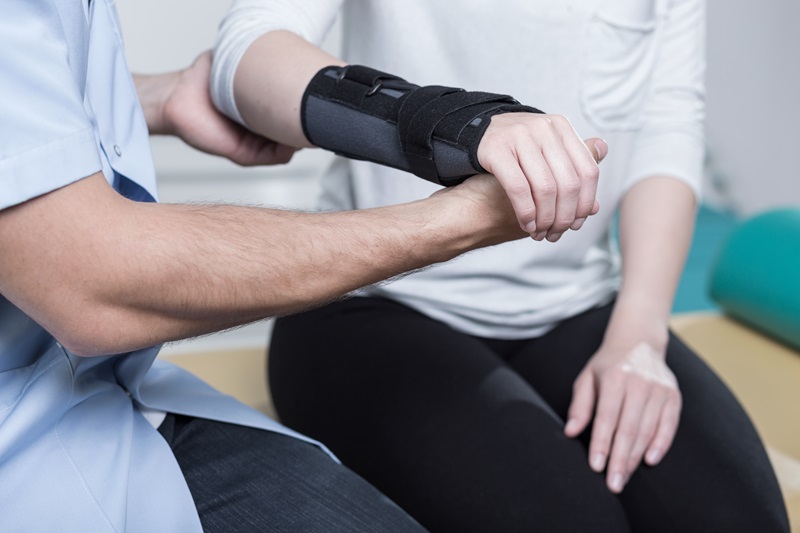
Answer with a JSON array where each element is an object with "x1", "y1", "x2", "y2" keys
[
  {"x1": 624, "y1": 127, "x2": 704, "y2": 200},
  {"x1": 210, "y1": 30, "x2": 265, "y2": 127},
  {"x1": 210, "y1": 0, "x2": 343, "y2": 127}
]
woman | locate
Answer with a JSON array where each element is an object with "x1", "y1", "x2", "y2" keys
[{"x1": 211, "y1": 1, "x2": 789, "y2": 531}]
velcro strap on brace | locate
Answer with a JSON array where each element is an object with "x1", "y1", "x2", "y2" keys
[{"x1": 301, "y1": 65, "x2": 543, "y2": 186}]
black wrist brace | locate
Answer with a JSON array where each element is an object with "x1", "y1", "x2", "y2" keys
[{"x1": 301, "y1": 65, "x2": 543, "y2": 186}]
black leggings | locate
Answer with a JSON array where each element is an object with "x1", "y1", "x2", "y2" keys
[{"x1": 270, "y1": 297, "x2": 789, "y2": 533}]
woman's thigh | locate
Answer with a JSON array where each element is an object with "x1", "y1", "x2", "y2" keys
[
  {"x1": 505, "y1": 304, "x2": 790, "y2": 533},
  {"x1": 270, "y1": 297, "x2": 630, "y2": 533}
]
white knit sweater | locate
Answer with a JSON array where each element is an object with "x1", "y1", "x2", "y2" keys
[{"x1": 212, "y1": 0, "x2": 705, "y2": 338}]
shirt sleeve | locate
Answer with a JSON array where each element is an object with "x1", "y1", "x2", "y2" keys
[
  {"x1": 624, "y1": 0, "x2": 706, "y2": 198},
  {"x1": 210, "y1": 0, "x2": 345, "y2": 125},
  {"x1": 0, "y1": 0, "x2": 102, "y2": 211}
]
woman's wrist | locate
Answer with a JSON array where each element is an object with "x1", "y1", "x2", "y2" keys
[{"x1": 602, "y1": 295, "x2": 671, "y2": 355}]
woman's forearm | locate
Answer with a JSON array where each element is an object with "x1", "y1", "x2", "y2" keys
[
  {"x1": 233, "y1": 30, "x2": 345, "y2": 147},
  {"x1": 606, "y1": 176, "x2": 697, "y2": 349}
]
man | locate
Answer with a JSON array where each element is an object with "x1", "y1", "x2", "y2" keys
[{"x1": 0, "y1": 1, "x2": 602, "y2": 530}]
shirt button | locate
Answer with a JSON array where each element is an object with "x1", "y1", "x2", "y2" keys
[{"x1": 114, "y1": 145, "x2": 122, "y2": 157}]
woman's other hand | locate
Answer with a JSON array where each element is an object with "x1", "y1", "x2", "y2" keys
[{"x1": 564, "y1": 331, "x2": 682, "y2": 494}]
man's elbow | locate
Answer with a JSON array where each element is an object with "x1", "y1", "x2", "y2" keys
[
  {"x1": 57, "y1": 329, "x2": 119, "y2": 358},
  {"x1": 50, "y1": 305, "x2": 132, "y2": 358},
  {"x1": 58, "y1": 334, "x2": 115, "y2": 358}
]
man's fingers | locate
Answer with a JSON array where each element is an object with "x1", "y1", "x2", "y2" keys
[{"x1": 232, "y1": 133, "x2": 297, "y2": 167}]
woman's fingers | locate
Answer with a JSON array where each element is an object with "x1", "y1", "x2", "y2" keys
[
  {"x1": 587, "y1": 371, "x2": 626, "y2": 474},
  {"x1": 489, "y1": 150, "x2": 540, "y2": 234},
  {"x1": 564, "y1": 134, "x2": 603, "y2": 230},
  {"x1": 645, "y1": 387, "x2": 682, "y2": 466},
  {"x1": 542, "y1": 138, "x2": 581, "y2": 241},
  {"x1": 477, "y1": 114, "x2": 606, "y2": 240},
  {"x1": 565, "y1": 370, "x2": 597, "y2": 438},
  {"x1": 580, "y1": 351, "x2": 682, "y2": 494},
  {"x1": 603, "y1": 377, "x2": 649, "y2": 493},
  {"x1": 626, "y1": 388, "x2": 667, "y2": 474}
]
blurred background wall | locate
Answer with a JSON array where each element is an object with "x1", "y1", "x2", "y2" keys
[
  {"x1": 704, "y1": 0, "x2": 800, "y2": 215},
  {"x1": 116, "y1": 0, "x2": 800, "y2": 353}
]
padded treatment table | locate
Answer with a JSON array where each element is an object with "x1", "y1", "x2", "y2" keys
[
  {"x1": 671, "y1": 313, "x2": 800, "y2": 531},
  {"x1": 673, "y1": 208, "x2": 800, "y2": 529}
]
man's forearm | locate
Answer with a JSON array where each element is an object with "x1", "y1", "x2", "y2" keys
[
  {"x1": 0, "y1": 173, "x2": 519, "y2": 356},
  {"x1": 133, "y1": 72, "x2": 180, "y2": 134},
  {"x1": 606, "y1": 176, "x2": 697, "y2": 349}
]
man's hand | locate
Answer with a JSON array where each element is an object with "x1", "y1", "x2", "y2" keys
[
  {"x1": 477, "y1": 113, "x2": 608, "y2": 242},
  {"x1": 136, "y1": 52, "x2": 296, "y2": 166},
  {"x1": 564, "y1": 335, "x2": 681, "y2": 494},
  {"x1": 435, "y1": 173, "x2": 530, "y2": 247}
]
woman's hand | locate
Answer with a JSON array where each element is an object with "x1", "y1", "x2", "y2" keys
[
  {"x1": 564, "y1": 333, "x2": 682, "y2": 494},
  {"x1": 136, "y1": 52, "x2": 297, "y2": 166},
  {"x1": 477, "y1": 113, "x2": 607, "y2": 242}
]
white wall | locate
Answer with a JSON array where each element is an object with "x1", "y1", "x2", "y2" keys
[{"x1": 705, "y1": 0, "x2": 800, "y2": 215}]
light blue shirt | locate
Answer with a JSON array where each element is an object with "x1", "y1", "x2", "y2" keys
[{"x1": 0, "y1": 1, "x2": 329, "y2": 530}]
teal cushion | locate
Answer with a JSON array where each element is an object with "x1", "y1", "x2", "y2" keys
[{"x1": 710, "y1": 208, "x2": 800, "y2": 351}]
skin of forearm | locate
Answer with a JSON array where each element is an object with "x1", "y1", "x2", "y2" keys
[
  {"x1": 233, "y1": 30, "x2": 346, "y2": 147},
  {"x1": 133, "y1": 72, "x2": 180, "y2": 135},
  {"x1": 605, "y1": 176, "x2": 697, "y2": 351},
  {"x1": 0, "y1": 173, "x2": 517, "y2": 357}
]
